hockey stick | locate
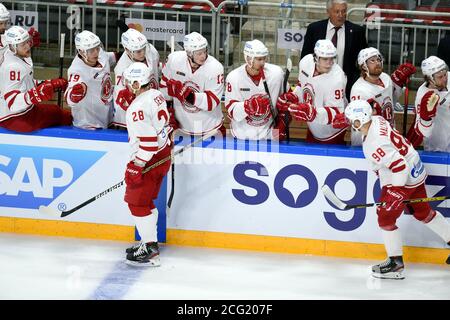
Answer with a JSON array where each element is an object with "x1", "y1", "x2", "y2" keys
[
  {"x1": 261, "y1": 69, "x2": 277, "y2": 122},
  {"x1": 39, "y1": 132, "x2": 214, "y2": 218},
  {"x1": 167, "y1": 35, "x2": 176, "y2": 210},
  {"x1": 282, "y1": 58, "x2": 292, "y2": 141},
  {"x1": 322, "y1": 184, "x2": 450, "y2": 210},
  {"x1": 57, "y1": 33, "x2": 65, "y2": 107}
]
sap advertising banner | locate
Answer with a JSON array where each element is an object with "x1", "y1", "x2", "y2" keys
[
  {"x1": 168, "y1": 139, "x2": 450, "y2": 249},
  {"x1": 0, "y1": 133, "x2": 133, "y2": 226},
  {"x1": 125, "y1": 18, "x2": 185, "y2": 42},
  {"x1": 10, "y1": 11, "x2": 38, "y2": 30},
  {"x1": 277, "y1": 28, "x2": 306, "y2": 50}
]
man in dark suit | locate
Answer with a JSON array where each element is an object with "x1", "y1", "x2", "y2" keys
[
  {"x1": 301, "y1": 0, "x2": 367, "y2": 99},
  {"x1": 437, "y1": 34, "x2": 450, "y2": 67}
]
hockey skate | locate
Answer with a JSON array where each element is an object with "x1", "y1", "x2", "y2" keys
[
  {"x1": 125, "y1": 242, "x2": 160, "y2": 267},
  {"x1": 372, "y1": 256, "x2": 405, "y2": 280},
  {"x1": 125, "y1": 242, "x2": 141, "y2": 254}
]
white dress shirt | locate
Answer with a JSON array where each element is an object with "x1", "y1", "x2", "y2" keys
[{"x1": 326, "y1": 20, "x2": 345, "y2": 70}]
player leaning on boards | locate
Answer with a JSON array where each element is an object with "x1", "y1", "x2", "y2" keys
[
  {"x1": 112, "y1": 28, "x2": 160, "y2": 129},
  {"x1": 350, "y1": 47, "x2": 415, "y2": 146},
  {"x1": 225, "y1": 39, "x2": 289, "y2": 140},
  {"x1": 0, "y1": 3, "x2": 40, "y2": 65},
  {"x1": 279, "y1": 39, "x2": 348, "y2": 144},
  {"x1": 117, "y1": 62, "x2": 173, "y2": 266},
  {"x1": 160, "y1": 32, "x2": 225, "y2": 136},
  {"x1": 344, "y1": 100, "x2": 450, "y2": 279},
  {"x1": 407, "y1": 56, "x2": 449, "y2": 152},
  {"x1": 0, "y1": 26, "x2": 71, "y2": 132},
  {"x1": 65, "y1": 30, "x2": 117, "y2": 130}
]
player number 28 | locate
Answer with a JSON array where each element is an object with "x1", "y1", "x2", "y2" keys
[{"x1": 132, "y1": 110, "x2": 145, "y2": 121}]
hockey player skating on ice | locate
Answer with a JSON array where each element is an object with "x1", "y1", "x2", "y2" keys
[
  {"x1": 287, "y1": 39, "x2": 348, "y2": 144},
  {"x1": 112, "y1": 28, "x2": 159, "y2": 129},
  {"x1": 344, "y1": 100, "x2": 450, "y2": 279},
  {"x1": 160, "y1": 32, "x2": 224, "y2": 136},
  {"x1": 0, "y1": 26, "x2": 71, "y2": 132},
  {"x1": 225, "y1": 39, "x2": 289, "y2": 140},
  {"x1": 407, "y1": 56, "x2": 449, "y2": 152},
  {"x1": 350, "y1": 47, "x2": 414, "y2": 145},
  {"x1": 120, "y1": 62, "x2": 172, "y2": 266},
  {"x1": 65, "y1": 30, "x2": 116, "y2": 130},
  {"x1": 0, "y1": 3, "x2": 40, "y2": 65}
]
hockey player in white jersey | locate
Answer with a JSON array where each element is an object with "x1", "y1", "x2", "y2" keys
[
  {"x1": 0, "y1": 3, "x2": 40, "y2": 65},
  {"x1": 225, "y1": 39, "x2": 288, "y2": 140},
  {"x1": 65, "y1": 30, "x2": 116, "y2": 129},
  {"x1": 120, "y1": 62, "x2": 172, "y2": 266},
  {"x1": 160, "y1": 32, "x2": 224, "y2": 136},
  {"x1": 407, "y1": 56, "x2": 449, "y2": 152},
  {"x1": 112, "y1": 28, "x2": 159, "y2": 128},
  {"x1": 286, "y1": 40, "x2": 348, "y2": 144},
  {"x1": 0, "y1": 26, "x2": 71, "y2": 132},
  {"x1": 345, "y1": 100, "x2": 450, "y2": 279},
  {"x1": 350, "y1": 47, "x2": 415, "y2": 145}
]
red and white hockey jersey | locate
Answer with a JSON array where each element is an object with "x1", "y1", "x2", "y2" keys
[
  {"x1": 363, "y1": 116, "x2": 426, "y2": 188},
  {"x1": 410, "y1": 75, "x2": 450, "y2": 152},
  {"x1": 65, "y1": 49, "x2": 116, "y2": 129},
  {"x1": 350, "y1": 72, "x2": 401, "y2": 145},
  {"x1": 225, "y1": 63, "x2": 284, "y2": 140},
  {"x1": 126, "y1": 89, "x2": 171, "y2": 163},
  {"x1": 112, "y1": 43, "x2": 160, "y2": 128},
  {"x1": 0, "y1": 49, "x2": 37, "y2": 122},
  {"x1": 294, "y1": 54, "x2": 347, "y2": 142},
  {"x1": 0, "y1": 34, "x2": 7, "y2": 66},
  {"x1": 160, "y1": 50, "x2": 224, "y2": 135}
]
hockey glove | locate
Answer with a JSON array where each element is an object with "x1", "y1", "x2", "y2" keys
[
  {"x1": 28, "y1": 27, "x2": 41, "y2": 48},
  {"x1": 332, "y1": 112, "x2": 350, "y2": 129},
  {"x1": 244, "y1": 95, "x2": 271, "y2": 117},
  {"x1": 367, "y1": 98, "x2": 382, "y2": 116},
  {"x1": 45, "y1": 78, "x2": 68, "y2": 92},
  {"x1": 419, "y1": 90, "x2": 440, "y2": 121},
  {"x1": 125, "y1": 161, "x2": 144, "y2": 187},
  {"x1": 383, "y1": 186, "x2": 408, "y2": 211},
  {"x1": 391, "y1": 62, "x2": 416, "y2": 87},
  {"x1": 69, "y1": 83, "x2": 87, "y2": 103},
  {"x1": 116, "y1": 88, "x2": 135, "y2": 111},
  {"x1": 276, "y1": 92, "x2": 299, "y2": 112},
  {"x1": 272, "y1": 111, "x2": 292, "y2": 141},
  {"x1": 27, "y1": 82, "x2": 54, "y2": 105},
  {"x1": 288, "y1": 103, "x2": 317, "y2": 122}
]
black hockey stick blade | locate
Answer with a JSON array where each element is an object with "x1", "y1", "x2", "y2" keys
[{"x1": 322, "y1": 184, "x2": 450, "y2": 210}]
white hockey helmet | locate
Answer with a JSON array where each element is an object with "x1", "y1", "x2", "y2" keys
[
  {"x1": 5, "y1": 26, "x2": 30, "y2": 48},
  {"x1": 243, "y1": 39, "x2": 269, "y2": 58},
  {"x1": 123, "y1": 62, "x2": 152, "y2": 94},
  {"x1": 358, "y1": 47, "x2": 383, "y2": 66},
  {"x1": 121, "y1": 28, "x2": 147, "y2": 52},
  {"x1": 183, "y1": 32, "x2": 208, "y2": 53},
  {"x1": 0, "y1": 3, "x2": 10, "y2": 22},
  {"x1": 75, "y1": 30, "x2": 102, "y2": 53},
  {"x1": 314, "y1": 39, "x2": 337, "y2": 58},
  {"x1": 345, "y1": 100, "x2": 373, "y2": 130},
  {"x1": 421, "y1": 56, "x2": 448, "y2": 78}
]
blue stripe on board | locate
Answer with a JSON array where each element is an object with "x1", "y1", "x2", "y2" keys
[{"x1": 87, "y1": 261, "x2": 146, "y2": 300}]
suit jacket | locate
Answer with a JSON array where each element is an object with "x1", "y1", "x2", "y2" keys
[
  {"x1": 301, "y1": 19, "x2": 368, "y2": 98},
  {"x1": 437, "y1": 35, "x2": 450, "y2": 67}
]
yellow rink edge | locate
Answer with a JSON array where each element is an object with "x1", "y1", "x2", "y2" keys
[{"x1": 0, "y1": 217, "x2": 447, "y2": 264}]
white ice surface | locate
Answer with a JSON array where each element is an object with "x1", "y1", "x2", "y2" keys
[{"x1": 0, "y1": 233, "x2": 448, "y2": 300}]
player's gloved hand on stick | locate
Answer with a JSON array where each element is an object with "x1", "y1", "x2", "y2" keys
[
  {"x1": 288, "y1": 103, "x2": 317, "y2": 122},
  {"x1": 69, "y1": 83, "x2": 87, "y2": 103},
  {"x1": 382, "y1": 186, "x2": 408, "y2": 211},
  {"x1": 28, "y1": 27, "x2": 41, "y2": 47},
  {"x1": 419, "y1": 90, "x2": 440, "y2": 121},
  {"x1": 116, "y1": 88, "x2": 135, "y2": 111},
  {"x1": 45, "y1": 78, "x2": 68, "y2": 92},
  {"x1": 125, "y1": 161, "x2": 144, "y2": 187},
  {"x1": 27, "y1": 82, "x2": 54, "y2": 105},
  {"x1": 391, "y1": 62, "x2": 416, "y2": 87},
  {"x1": 272, "y1": 111, "x2": 291, "y2": 141},
  {"x1": 244, "y1": 95, "x2": 270, "y2": 117},
  {"x1": 276, "y1": 92, "x2": 299, "y2": 112},
  {"x1": 332, "y1": 112, "x2": 350, "y2": 129}
]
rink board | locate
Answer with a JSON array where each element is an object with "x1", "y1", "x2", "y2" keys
[{"x1": 0, "y1": 129, "x2": 449, "y2": 264}]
